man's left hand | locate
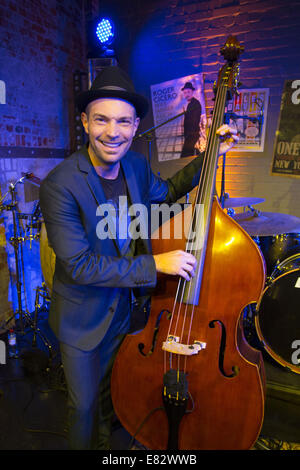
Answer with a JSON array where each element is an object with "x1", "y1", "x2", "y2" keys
[{"x1": 217, "y1": 124, "x2": 239, "y2": 155}]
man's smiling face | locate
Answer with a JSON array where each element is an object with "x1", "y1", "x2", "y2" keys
[{"x1": 81, "y1": 98, "x2": 140, "y2": 169}]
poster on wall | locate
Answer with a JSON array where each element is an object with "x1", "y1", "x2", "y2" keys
[
  {"x1": 224, "y1": 88, "x2": 269, "y2": 152},
  {"x1": 150, "y1": 74, "x2": 206, "y2": 162},
  {"x1": 271, "y1": 80, "x2": 300, "y2": 177}
]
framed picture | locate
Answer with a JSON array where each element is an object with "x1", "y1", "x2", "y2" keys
[
  {"x1": 271, "y1": 80, "x2": 300, "y2": 178},
  {"x1": 224, "y1": 88, "x2": 269, "y2": 152},
  {"x1": 151, "y1": 73, "x2": 207, "y2": 161}
]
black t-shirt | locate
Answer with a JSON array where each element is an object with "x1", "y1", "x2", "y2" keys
[
  {"x1": 98, "y1": 167, "x2": 127, "y2": 205},
  {"x1": 98, "y1": 167, "x2": 131, "y2": 253}
]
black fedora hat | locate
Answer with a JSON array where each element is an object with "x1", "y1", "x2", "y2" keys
[
  {"x1": 181, "y1": 82, "x2": 195, "y2": 91},
  {"x1": 75, "y1": 66, "x2": 149, "y2": 118}
]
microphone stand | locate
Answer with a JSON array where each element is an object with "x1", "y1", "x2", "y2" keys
[
  {"x1": 219, "y1": 153, "x2": 227, "y2": 210},
  {"x1": 134, "y1": 110, "x2": 185, "y2": 162}
]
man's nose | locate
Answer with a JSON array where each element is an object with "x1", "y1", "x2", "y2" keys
[{"x1": 106, "y1": 120, "x2": 119, "y2": 138}]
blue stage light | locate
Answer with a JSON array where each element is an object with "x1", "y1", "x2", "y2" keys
[{"x1": 96, "y1": 18, "x2": 114, "y2": 46}]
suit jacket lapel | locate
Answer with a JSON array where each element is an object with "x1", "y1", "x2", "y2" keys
[
  {"x1": 121, "y1": 156, "x2": 142, "y2": 206},
  {"x1": 121, "y1": 155, "x2": 151, "y2": 254}
]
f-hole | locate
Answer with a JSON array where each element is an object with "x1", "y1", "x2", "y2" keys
[
  {"x1": 138, "y1": 309, "x2": 171, "y2": 357},
  {"x1": 209, "y1": 319, "x2": 239, "y2": 378}
]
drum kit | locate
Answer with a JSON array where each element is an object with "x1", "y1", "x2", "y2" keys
[{"x1": 222, "y1": 194, "x2": 300, "y2": 374}]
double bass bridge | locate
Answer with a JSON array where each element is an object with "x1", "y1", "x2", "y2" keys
[{"x1": 162, "y1": 335, "x2": 207, "y2": 356}]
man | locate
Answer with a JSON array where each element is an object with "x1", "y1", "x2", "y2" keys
[
  {"x1": 39, "y1": 66, "x2": 237, "y2": 450},
  {"x1": 180, "y1": 81, "x2": 206, "y2": 158}
]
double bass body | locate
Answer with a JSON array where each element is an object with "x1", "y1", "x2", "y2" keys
[{"x1": 111, "y1": 199, "x2": 266, "y2": 450}]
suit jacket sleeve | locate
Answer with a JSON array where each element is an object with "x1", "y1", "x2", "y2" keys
[
  {"x1": 148, "y1": 152, "x2": 204, "y2": 204},
  {"x1": 39, "y1": 177, "x2": 157, "y2": 289}
]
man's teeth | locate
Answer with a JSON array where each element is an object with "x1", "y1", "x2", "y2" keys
[{"x1": 101, "y1": 141, "x2": 122, "y2": 147}]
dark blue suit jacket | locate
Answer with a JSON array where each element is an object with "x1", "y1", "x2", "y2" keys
[{"x1": 39, "y1": 146, "x2": 203, "y2": 350}]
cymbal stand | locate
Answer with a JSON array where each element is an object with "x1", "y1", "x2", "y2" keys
[
  {"x1": 26, "y1": 285, "x2": 53, "y2": 363},
  {"x1": 7, "y1": 179, "x2": 28, "y2": 333},
  {"x1": 10, "y1": 203, "x2": 53, "y2": 362}
]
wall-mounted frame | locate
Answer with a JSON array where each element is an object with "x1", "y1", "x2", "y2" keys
[
  {"x1": 224, "y1": 88, "x2": 269, "y2": 152},
  {"x1": 151, "y1": 73, "x2": 206, "y2": 162},
  {"x1": 271, "y1": 79, "x2": 300, "y2": 178}
]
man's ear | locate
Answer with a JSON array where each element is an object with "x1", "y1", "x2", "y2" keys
[
  {"x1": 133, "y1": 117, "x2": 140, "y2": 135},
  {"x1": 81, "y1": 112, "x2": 89, "y2": 134}
]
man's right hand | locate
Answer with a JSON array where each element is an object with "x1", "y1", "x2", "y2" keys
[{"x1": 153, "y1": 250, "x2": 197, "y2": 282}]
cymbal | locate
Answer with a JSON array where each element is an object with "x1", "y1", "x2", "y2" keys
[
  {"x1": 232, "y1": 211, "x2": 300, "y2": 236},
  {"x1": 222, "y1": 197, "x2": 265, "y2": 208}
]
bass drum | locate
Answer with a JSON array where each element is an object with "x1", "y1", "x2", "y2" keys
[
  {"x1": 253, "y1": 232, "x2": 300, "y2": 276},
  {"x1": 39, "y1": 222, "x2": 56, "y2": 296},
  {"x1": 256, "y1": 253, "x2": 300, "y2": 374}
]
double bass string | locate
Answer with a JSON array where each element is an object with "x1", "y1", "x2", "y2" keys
[
  {"x1": 184, "y1": 80, "x2": 229, "y2": 357},
  {"x1": 164, "y1": 78, "x2": 226, "y2": 369},
  {"x1": 179, "y1": 78, "x2": 229, "y2": 372}
]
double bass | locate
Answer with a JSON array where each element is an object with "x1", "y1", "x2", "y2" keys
[{"x1": 111, "y1": 36, "x2": 266, "y2": 450}]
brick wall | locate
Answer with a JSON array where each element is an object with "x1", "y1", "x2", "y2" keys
[
  {"x1": 0, "y1": 0, "x2": 87, "y2": 325},
  {"x1": 101, "y1": 0, "x2": 300, "y2": 220},
  {"x1": 0, "y1": 0, "x2": 86, "y2": 152}
]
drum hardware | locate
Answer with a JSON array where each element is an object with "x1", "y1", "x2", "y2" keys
[
  {"x1": 232, "y1": 210, "x2": 300, "y2": 237},
  {"x1": 223, "y1": 196, "x2": 265, "y2": 209},
  {"x1": 252, "y1": 232, "x2": 300, "y2": 278},
  {"x1": 217, "y1": 156, "x2": 300, "y2": 374},
  {"x1": 1, "y1": 173, "x2": 55, "y2": 374},
  {"x1": 238, "y1": 214, "x2": 300, "y2": 372},
  {"x1": 255, "y1": 253, "x2": 300, "y2": 374},
  {"x1": 14, "y1": 172, "x2": 56, "y2": 297},
  {"x1": 242, "y1": 303, "x2": 266, "y2": 351},
  {"x1": 220, "y1": 191, "x2": 265, "y2": 224},
  {"x1": 226, "y1": 203, "x2": 262, "y2": 221},
  {"x1": 1, "y1": 176, "x2": 43, "y2": 333},
  {"x1": 7, "y1": 178, "x2": 28, "y2": 333},
  {"x1": 232, "y1": 209, "x2": 300, "y2": 277},
  {"x1": 20, "y1": 285, "x2": 54, "y2": 375},
  {"x1": 0, "y1": 202, "x2": 17, "y2": 213},
  {"x1": 17, "y1": 212, "x2": 42, "y2": 249}
]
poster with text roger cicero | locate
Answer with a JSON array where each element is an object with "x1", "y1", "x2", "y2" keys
[
  {"x1": 150, "y1": 73, "x2": 206, "y2": 162},
  {"x1": 271, "y1": 79, "x2": 300, "y2": 178}
]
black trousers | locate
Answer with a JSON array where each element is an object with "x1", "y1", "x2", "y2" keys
[{"x1": 60, "y1": 296, "x2": 130, "y2": 450}]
